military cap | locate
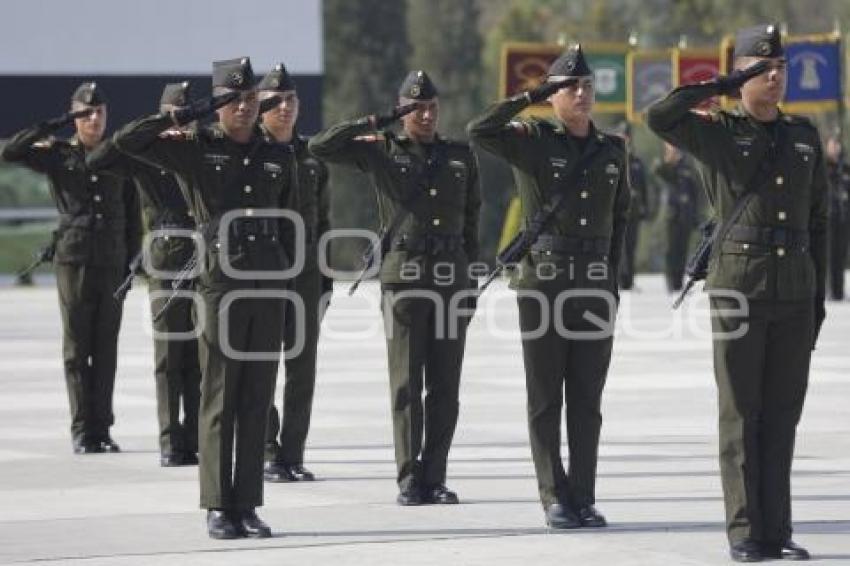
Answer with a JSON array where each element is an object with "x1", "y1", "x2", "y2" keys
[
  {"x1": 212, "y1": 57, "x2": 255, "y2": 90},
  {"x1": 258, "y1": 63, "x2": 296, "y2": 92},
  {"x1": 398, "y1": 70, "x2": 438, "y2": 100},
  {"x1": 71, "y1": 81, "x2": 107, "y2": 106},
  {"x1": 547, "y1": 44, "x2": 593, "y2": 79},
  {"x1": 734, "y1": 24, "x2": 784, "y2": 58},
  {"x1": 160, "y1": 81, "x2": 191, "y2": 107}
]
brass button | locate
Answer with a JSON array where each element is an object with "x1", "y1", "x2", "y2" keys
[
  {"x1": 243, "y1": 158, "x2": 250, "y2": 166},
  {"x1": 401, "y1": 167, "x2": 407, "y2": 173},
  {"x1": 95, "y1": 213, "x2": 103, "y2": 219},
  {"x1": 432, "y1": 218, "x2": 441, "y2": 226},
  {"x1": 743, "y1": 151, "x2": 750, "y2": 157},
  {"x1": 429, "y1": 189, "x2": 437, "y2": 197},
  {"x1": 93, "y1": 194, "x2": 102, "y2": 202},
  {"x1": 215, "y1": 165, "x2": 222, "y2": 171},
  {"x1": 777, "y1": 247, "x2": 786, "y2": 257},
  {"x1": 580, "y1": 190, "x2": 589, "y2": 199},
  {"x1": 247, "y1": 234, "x2": 256, "y2": 242},
  {"x1": 776, "y1": 176, "x2": 784, "y2": 185},
  {"x1": 579, "y1": 218, "x2": 587, "y2": 226},
  {"x1": 160, "y1": 170, "x2": 167, "y2": 176},
  {"x1": 742, "y1": 243, "x2": 750, "y2": 250},
  {"x1": 244, "y1": 185, "x2": 252, "y2": 194},
  {"x1": 777, "y1": 211, "x2": 787, "y2": 221},
  {"x1": 246, "y1": 208, "x2": 254, "y2": 217},
  {"x1": 553, "y1": 172, "x2": 560, "y2": 178},
  {"x1": 90, "y1": 174, "x2": 98, "y2": 182}
]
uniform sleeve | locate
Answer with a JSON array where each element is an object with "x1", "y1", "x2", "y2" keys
[
  {"x1": 463, "y1": 151, "x2": 482, "y2": 263},
  {"x1": 113, "y1": 113, "x2": 199, "y2": 175},
  {"x1": 632, "y1": 158, "x2": 649, "y2": 218},
  {"x1": 86, "y1": 138, "x2": 138, "y2": 178},
  {"x1": 809, "y1": 138, "x2": 829, "y2": 302},
  {"x1": 609, "y1": 149, "x2": 632, "y2": 286},
  {"x1": 646, "y1": 83, "x2": 725, "y2": 162},
  {"x1": 316, "y1": 160, "x2": 331, "y2": 239},
  {"x1": 466, "y1": 95, "x2": 537, "y2": 166},
  {"x1": 1, "y1": 122, "x2": 61, "y2": 173},
  {"x1": 307, "y1": 118, "x2": 384, "y2": 172},
  {"x1": 123, "y1": 179, "x2": 143, "y2": 262},
  {"x1": 280, "y1": 150, "x2": 300, "y2": 267}
]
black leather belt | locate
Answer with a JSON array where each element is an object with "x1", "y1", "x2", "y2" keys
[
  {"x1": 726, "y1": 225, "x2": 809, "y2": 248},
  {"x1": 393, "y1": 233, "x2": 464, "y2": 255},
  {"x1": 531, "y1": 234, "x2": 611, "y2": 255}
]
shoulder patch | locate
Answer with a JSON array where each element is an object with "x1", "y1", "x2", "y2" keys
[
  {"x1": 354, "y1": 133, "x2": 385, "y2": 142},
  {"x1": 158, "y1": 129, "x2": 194, "y2": 141},
  {"x1": 32, "y1": 137, "x2": 55, "y2": 149},
  {"x1": 692, "y1": 109, "x2": 720, "y2": 122}
]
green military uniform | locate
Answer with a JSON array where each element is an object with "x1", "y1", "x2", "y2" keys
[
  {"x1": 653, "y1": 154, "x2": 703, "y2": 291},
  {"x1": 647, "y1": 25, "x2": 827, "y2": 555},
  {"x1": 86, "y1": 82, "x2": 201, "y2": 466},
  {"x1": 259, "y1": 63, "x2": 332, "y2": 476},
  {"x1": 1, "y1": 82, "x2": 141, "y2": 453},
  {"x1": 826, "y1": 153, "x2": 850, "y2": 299},
  {"x1": 467, "y1": 46, "x2": 630, "y2": 524},
  {"x1": 111, "y1": 58, "x2": 297, "y2": 517},
  {"x1": 309, "y1": 71, "x2": 480, "y2": 501},
  {"x1": 620, "y1": 146, "x2": 650, "y2": 290}
]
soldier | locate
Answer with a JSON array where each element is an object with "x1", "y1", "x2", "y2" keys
[
  {"x1": 467, "y1": 45, "x2": 630, "y2": 529},
  {"x1": 615, "y1": 122, "x2": 650, "y2": 290},
  {"x1": 86, "y1": 82, "x2": 202, "y2": 467},
  {"x1": 654, "y1": 142, "x2": 703, "y2": 292},
  {"x1": 1, "y1": 83, "x2": 141, "y2": 454},
  {"x1": 258, "y1": 64, "x2": 331, "y2": 482},
  {"x1": 648, "y1": 24, "x2": 826, "y2": 562},
  {"x1": 309, "y1": 70, "x2": 481, "y2": 505},
  {"x1": 825, "y1": 133, "x2": 849, "y2": 300},
  {"x1": 110, "y1": 57, "x2": 298, "y2": 539}
]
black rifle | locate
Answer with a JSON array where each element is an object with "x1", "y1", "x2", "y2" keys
[
  {"x1": 479, "y1": 147, "x2": 602, "y2": 292},
  {"x1": 152, "y1": 254, "x2": 198, "y2": 323},
  {"x1": 113, "y1": 250, "x2": 144, "y2": 300},
  {"x1": 672, "y1": 125, "x2": 782, "y2": 309},
  {"x1": 18, "y1": 232, "x2": 58, "y2": 279}
]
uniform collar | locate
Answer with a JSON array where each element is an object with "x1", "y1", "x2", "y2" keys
[{"x1": 549, "y1": 119, "x2": 605, "y2": 144}]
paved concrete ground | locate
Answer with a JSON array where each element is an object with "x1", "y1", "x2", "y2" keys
[{"x1": 0, "y1": 275, "x2": 848, "y2": 565}]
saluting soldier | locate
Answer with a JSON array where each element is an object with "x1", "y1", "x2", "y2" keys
[
  {"x1": 309, "y1": 71, "x2": 481, "y2": 506},
  {"x1": 110, "y1": 57, "x2": 298, "y2": 539},
  {"x1": 467, "y1": 45, "x2": 630, "y2": 530},
  {"x1": 825, "y1": 133, "x2": 850, "y2": 300},
  {"x1": 653, "y1": 142, "x2": 703, "y2": 292},
  {"x1": 87, "y1": 82, "x2": 201, "y2": 467},
  {"x1": 1, "y1": 83, "x2": 141, "y2": 455},
  {"x1": 615, "y1": 122, "x2": 651, "y2": 290},
  {"x1": 258, "y1": 63, "x2": 332, "y2": 483},
  {"x1": 648, "y1": 25, "x2": 826, "y2": 562}
]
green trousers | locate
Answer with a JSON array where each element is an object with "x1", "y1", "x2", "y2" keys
[
  {"x1": 56, "y1": 263, "x2": 125, "y2": 443},
  {"x1": 619, "y1": 218, "x2": 641, "y2": 290},
  {"x1": 382, "y1": 284, "x2": 469, "y2": 490},
  {"x1": 517, "y1": 292, "x2": 614, "y2": 508},
  {"x1": 710, "y1": 297, "x2": 812, "y2": 545},
  {"x1": 665, "y1": 219, "x2": 693, "y2": 291},
  {"x1": 266, "y1": 266, "x2": 326, "y2": 464},
  {"x1": 149, "y1": 278, "x2": 201, "y2": 456},
  {"x1": 197, "y1": 285, "x2": 284, "y2": 510}
]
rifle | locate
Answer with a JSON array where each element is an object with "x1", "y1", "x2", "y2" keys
[
  {"x1": 349, "y1": 225, "x2": 391, "y2": 295},
  {"x1": 151, "y1": 254, "x2": 198, "y2": 323},
  {"x1": 17, "y1": 233, "x2": 58, "y2": 279},
  {"x1": 113, "y1": 250, "x2": 144, "y2": 300},
  {"x1": 671, "y1": 218, "x2": 715, "y2": 309}
]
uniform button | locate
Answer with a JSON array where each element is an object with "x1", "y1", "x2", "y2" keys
[
  {"x1": 187, "y1": 211, "x2": 194, "y2": 217},
  {"x1": 429, "y1": 188, "x2": 437, "y2": 197},
  {"x1": 244, "y1": 185, "x2": 252, "y2": 194},
  {"x1": 579, "y1": 218, "x2": 587, "y2": 226},
  {"x1": 776, "y1": 176, "x2": 784, "y2": 185},
  {"x1": 742, "y1": 243, "x2": 750, "y2": 250},
  {"x1": 401, "y1": 167, "x2": 407, "y2": 173},
  {"x1": 163, "y1": 235, "x2": 170, "y2": 241},
  {"x1": 743, "y1": 151, "x2": 750, "y2": 157},
  {"x1": 215, "y1": 165, "x2": 222, "y2": 171},
  {"x1": 272, "y1": 173, "x2": 277, "y2": 179},
  {"x1": 243, "y1": 158, "x2": 250, "y2": 166},
  {"x1": 432, "y1": 218, "x2": 441, "y2": 226},
  {"x1": 777, "y1": 211, "x2": 787, "y2": 221},
  {"x1": 95, "y1": 213, "x2": 103, "y2": 219},
  {"x1": 311, "y1": 169, "x2": 317, "y2": 176},
  {"x1": 247, "y1": 234, "x2": 256, "y2": 242},
  {"x1": 553, "y1": 172, "x2": 560, "y2": 179},
  {"x1": 246, "y1": 208, "x2": 254, "y2": 217},
  {"x1": 90, "y1": 174, "x2": 98, "y2": 182},
  {"x1": 777, "y1": 247, "x2": 786, "y2": 257},
  {"x1": 582, "y1": 169, "x2": 588, "y2": 176},
  {"x1": 580, "y1": 191, "x2": 589, "y2": 199},
  {"x1": 803, "y1": 155, "x2": 809, "y2": 162},
  {"x1": 455, "y1": 172, "x2": 462, "y2": 178},
  {"x1": 160, "y1": 169, "x2": 167, "y2": 176},
  {"x1": 93, "y1": 194, "x2": 102, "y2": 202},
  {"x1": 609, "y1": 179, "x2": 615, "y2": 185}
]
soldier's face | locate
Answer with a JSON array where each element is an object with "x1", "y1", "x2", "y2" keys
[
  {"x1": 71, "y1": 102, "x2": 106, "y2": 145},
  {"x1": 738, "y1": 56, "x2": 786, "y2": 106},
  {"x1": 261, "y1": 90, "x2": 299, "y2": 130},
  {"x1": 215, "y1": 87, "x2": 260, "y2": 132},
  {"x1": 400, "y1": 97, "x2": 438, "y2": 140},
  {"x1": 550, "y1": 77, "x2": 595, "y2": 121}
]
